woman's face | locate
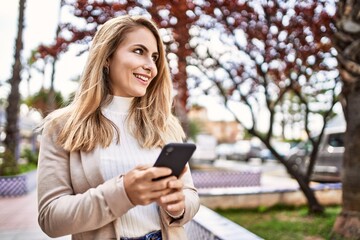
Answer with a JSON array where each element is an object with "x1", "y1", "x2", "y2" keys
[{"x1": 108, "y1": 27, "x2": 159, "y2": 97}]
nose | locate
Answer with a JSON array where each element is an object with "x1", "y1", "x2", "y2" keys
[
  {"x1": 142, "y1": 64, "x2": 151, "y2": 72},
  {"x1": 143, "y1": 60, "x2": 157, "y2": 74}
]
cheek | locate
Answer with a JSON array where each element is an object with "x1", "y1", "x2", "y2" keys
[
  {"x1": 110, "y1": 51, "x2": 132, "y2": 69},
  {"x1": 110, "y1": 58, "x2": 132, "y2": 79},
  {"x1": 153, "y1": 67, "x2": 159, "y2": 78}
]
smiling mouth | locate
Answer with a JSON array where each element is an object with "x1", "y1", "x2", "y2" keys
[{"x1": 134, "y1": 73, "x2": 150, "y2": 83}]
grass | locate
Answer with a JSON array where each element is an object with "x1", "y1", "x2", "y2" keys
[
  {"x1": 18, "y1": 162, "x2": 37, "y2": 173},
  {"x1": 216, "y1": 205, "x2": 341, "y2": 240}
]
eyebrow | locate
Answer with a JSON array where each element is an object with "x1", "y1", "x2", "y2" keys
[{"x1": 133, "y1": 44, "x2": 159, "y2": 56}]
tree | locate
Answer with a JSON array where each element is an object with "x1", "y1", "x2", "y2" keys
[
  {"x1": 24, "y1": 88, "x2": 64, "y2": 118},
  {"x1": 189, "y1": 0, "x2": 339, "y2": 213},
  {"x1": 1, "y1": 0, "x2": 26, "y2": 175},
  {"x1": 25, "y1": 0, "x2": 66, "y2": 117},
  {"x1": 332, "y1": 0, "x2": 360, "y2": 238},
  {"x1": 47, "y1": 0, "x2": 66, "y2": 113},
  {"x1": 34, "y1": 0, "x2": 199, "y2": 133},
  {"x1": 147, "y1": 0, "x2": 199, "y2": 134}
]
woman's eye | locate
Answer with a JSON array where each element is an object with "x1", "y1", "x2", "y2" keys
[
  {"x1": 134, "y1": 48, "x2": 143, "y2": 55},
  {"x1": 152, "y1": 55, "x2": 159, "y2": 62}
]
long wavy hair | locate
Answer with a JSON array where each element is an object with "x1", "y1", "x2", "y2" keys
[{"x1": 44, "y1": 15, "x2": 185, "y2": 152}]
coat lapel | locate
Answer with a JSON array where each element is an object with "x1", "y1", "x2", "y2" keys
[{"x1": 80, "y1": 146, "x2": 105, "y2": 187}]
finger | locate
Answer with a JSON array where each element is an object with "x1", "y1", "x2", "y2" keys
[
  {"x1": 160, "y1": 191, "x2": 184, "y2": 204},
  {"x1": 165, "y1": 202, "x2": 185, "y2": 213},
  {"x1": 148, "y1": 167, "x2": 172, "y2": 181},
  {"x1": 147, "y1": 188, "x2": 174, "y2": 202},
  {"x1": 135, "y1": 164, "x2": 152, "y2": 171},
  {"x1": 167, "y1": 179, "x2": 183, "y2": 190},
  {"x1": 160, "y1": 193, "x2": 185, "y2": 213},
  {"x1": 127, "y1": 184, "x2": 173, "y2": 206},
  {"x1": 151, "y1": 177, "x2": 176, "y2": 191}
]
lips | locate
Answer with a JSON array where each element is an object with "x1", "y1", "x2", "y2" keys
[{"x1": 133, "y1": 73, "x2": 150, "y2": 83}]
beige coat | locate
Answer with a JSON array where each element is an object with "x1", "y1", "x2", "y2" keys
[{"x1": 37, "y1": 122, "x2": 200, "y2": 240}]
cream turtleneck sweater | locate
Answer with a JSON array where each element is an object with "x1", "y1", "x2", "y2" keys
[{"x1": 100, "y1": 96, "x2": 162, "y2": 238}]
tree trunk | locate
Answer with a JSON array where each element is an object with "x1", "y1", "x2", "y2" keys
[
  {"x1": 169, "y1": 2, "x2": 193, "y2": 137},
  {"x1": 1, "y1": 0, "x2": 26, "y2": 176},
  {"x1": 173, "y1": 58, "x2": 190, "y2": 137},
  {"x1": 258, "y1": 137, "x2": 324, "y2": 214},
  {"x1": 46, "y1": 56, "x2": 57, "y2": 115},
  {"x1": 46, "y1": 0, "x2": 64, "y2": 115},
  {"x1": 286, "y1": 160, "x2": 324, "y2": 213},
  {"x1": 332, "y1": 81, "x2": 360, "y2": 238},
  {"x1": 332, "y1": 1, "x2": 360, "y2": 238}
]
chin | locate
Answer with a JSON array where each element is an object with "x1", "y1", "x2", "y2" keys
[{"x1": 133, "y1": 91, "x2": 147, "y2": 97}]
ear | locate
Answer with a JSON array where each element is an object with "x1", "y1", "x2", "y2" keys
[{"x1": 104, "y1": 59, "x2": 110, "y2": 75}]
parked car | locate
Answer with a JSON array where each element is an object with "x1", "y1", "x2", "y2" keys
[
  {"x1": 285, "y1": 125, "x2": 345, "y2": 182},
  {"x1": 217, "y1": 140, "x2": 263, "y2": 162},
  {"x1": 215, "y1": 143, "x2": 234, "y2": 160},
  {"x1": 311, "y1": 126, "x2": 345, "y2": 182}
]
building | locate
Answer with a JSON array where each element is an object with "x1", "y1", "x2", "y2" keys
[{"x1": 188, "y1": 105, "x2": 243, "y2": 143}]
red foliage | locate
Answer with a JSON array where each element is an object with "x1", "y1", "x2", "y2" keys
[
  {"x1": 34, "y1": 0, "x2": 336, "y2": 111},
  {"x1": 35, "y1": 0, "x2": 199, "y2": 109},
  {"x1": 198, "y1": 0, "x2": 336, "y2": 89}
]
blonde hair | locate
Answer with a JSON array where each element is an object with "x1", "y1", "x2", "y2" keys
[{"x1": 44, "y1": 15, "x2": 185, "y2": 152}]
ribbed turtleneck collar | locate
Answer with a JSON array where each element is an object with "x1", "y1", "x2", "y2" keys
[{"x1": 103, "y1": 96, "x2": 133, "y2": 114}]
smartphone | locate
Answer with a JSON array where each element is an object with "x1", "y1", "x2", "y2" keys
[{"x1": 153, "y1": 143, "x2": 196, "y2": 180}]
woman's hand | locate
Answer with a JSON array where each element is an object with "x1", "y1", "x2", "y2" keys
[
  {"x1": 123, "y1": 165, "x2": 176, "y2": 206},
  {"x1": 156, "y1": 166, "x2": 187, "y2": 217},
  {"x1": 157, "y1": 179, "x2": 185, "y2": 217}
]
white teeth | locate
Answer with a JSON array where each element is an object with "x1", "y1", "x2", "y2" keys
[{"x1": 134, "y1": 74, "x2": 149, "y2": 82}]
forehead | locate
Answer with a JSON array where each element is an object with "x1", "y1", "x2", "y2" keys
[{"x1": 121, "y1": 27, "x2": 158, "y2": 52}]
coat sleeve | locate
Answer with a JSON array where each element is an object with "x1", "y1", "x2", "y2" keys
[
  {"x1": 37, "y1": 121, "x2": 134, "y2": 238},
  {"x1": 159, "y1": 163, "x2": 200, "y2": 227}
]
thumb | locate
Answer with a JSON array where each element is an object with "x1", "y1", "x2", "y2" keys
[{"x1": 135, "y1": 164, "x2": 151, "y2": 170}]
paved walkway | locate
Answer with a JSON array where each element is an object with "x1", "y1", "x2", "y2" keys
[{"x1": 0, "y1": 190, "x2": 70, "y2": 240}]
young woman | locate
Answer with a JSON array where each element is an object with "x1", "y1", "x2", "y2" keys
[{"x1": 37, "y1": 15, "x2": 200, "y2": 240}]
